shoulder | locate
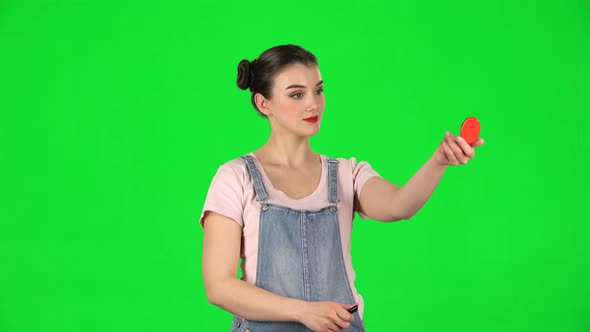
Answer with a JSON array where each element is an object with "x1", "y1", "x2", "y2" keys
[
  {"x1": 323, "y1": 155, "x2": 371, "y2": 172},
  {"x1": 210, "y1": 155, "x2": 251, "y2": 186},
  {"x1": 218, "y1": 156, "x2": 249, "y2": 174},
  {"x1": 324, "y1": 155, "x2": 381, "y2": 185}
]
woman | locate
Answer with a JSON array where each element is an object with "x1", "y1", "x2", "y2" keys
[{"x1": 200, "y1": 44, "x2": 485, "y2": 332}]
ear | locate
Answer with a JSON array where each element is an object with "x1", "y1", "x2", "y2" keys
[{"x1": 254, "y1": 93, "x2": 271, "y2": 116}]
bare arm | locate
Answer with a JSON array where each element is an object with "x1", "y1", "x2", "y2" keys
[
  {"x1": 357, "y1": 156, "x2": 446, "y2": 222},
  {"x1": 202, "y1": 211, "x2": 305, "y2": 321},
  {"x1": 202, "y1": 211, "x2": 356, "y2": 331},
  {"x1": 357, "y1": 132, "x2": 485, "y2": 221}
]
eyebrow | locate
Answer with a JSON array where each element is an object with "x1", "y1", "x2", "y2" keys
[{"x1": 285, "y1": 80, "x2": 324, "y2": 90}]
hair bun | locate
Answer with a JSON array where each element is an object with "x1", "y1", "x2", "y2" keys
[{"x1": 237, "y1": 59, "x2": 253, "y2": 90}]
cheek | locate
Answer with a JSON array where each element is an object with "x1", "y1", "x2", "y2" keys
[
  {"x1": 274, "y1": 99, "x2": 300, "y2": 121},
  {"x1": 281, "y1": 99, "x2": 302, "y2": 114},
  {"x1": 280, "y1": 106, "x2": 299, "y2": 117}
]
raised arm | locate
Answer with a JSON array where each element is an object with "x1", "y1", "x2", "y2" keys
[
  {"x1": 357, "y1": 132, "x2": 485, "y2": 222},
  {"x1": 357, "y1": 158, "x2": 446, "y2": 222}
]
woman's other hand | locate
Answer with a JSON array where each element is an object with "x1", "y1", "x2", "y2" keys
[{"x1": 297, "y1": 301, "x2": 356, "y2": 332}]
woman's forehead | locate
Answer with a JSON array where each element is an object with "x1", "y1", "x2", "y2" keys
[{"x1": 274, "y1": 64, "x2": 322, "y2": 89}]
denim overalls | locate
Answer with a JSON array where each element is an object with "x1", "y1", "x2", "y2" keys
[{"x1": 230, "y1": 155, "x2": 366, "y2": 332}]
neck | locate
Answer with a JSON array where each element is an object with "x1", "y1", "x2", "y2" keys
[{"x1": 255, "y1": 131, "x2": 318, "y2": 168}]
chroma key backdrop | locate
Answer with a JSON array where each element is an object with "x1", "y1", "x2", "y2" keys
[{"x1": 1, "y1": 1, "x2": 588, "y2": 331}]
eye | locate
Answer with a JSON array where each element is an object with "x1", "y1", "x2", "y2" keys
[
  {"x1": 291, "y1": 92, "x2": 303, "y2": 99},
  {"x1": 315, "y1": 88, "x2": 324, "y2": 95}
]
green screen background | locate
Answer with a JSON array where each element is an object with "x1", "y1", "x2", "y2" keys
[{"x1": 1, "y1": 0, "x2": 588, "y2": 331}]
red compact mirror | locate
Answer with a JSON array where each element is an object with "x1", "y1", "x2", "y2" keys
[{"x1": 460, "y1": 117, "x2": 480, "y2": 144}]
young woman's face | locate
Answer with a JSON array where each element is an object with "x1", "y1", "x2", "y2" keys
[{"x1": 264, "y1": 63, "x2": 325, "y2": 137}]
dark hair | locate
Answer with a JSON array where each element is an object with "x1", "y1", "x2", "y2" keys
[{"x1": 236, "y1": 44, "x2": 318, "y2": 117}]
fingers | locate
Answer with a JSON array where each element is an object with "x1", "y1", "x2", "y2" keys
[
  {"x1": 443, "y1": 132, "x2": 479, "y2": 166},
  {"x1": 308, "y1": 302, "x2": 354, "y2": 332},
  {"x1": 338, "y1": 304, "x2": 355, "y2": 321},
  {"x1": 327, "y1": 315, "x2": 345, "y2": 331},
  {"x1": 471, "y1": 138, "x2": 485, "y2": 147},
  {"x1": 332, "y1": 305, "x2": 354, "y2": 329},
  {"x1": 453, "y1": 135, "x2": 475, "y2": 159},
  {"x1": 333, "y1": 312, "x2": 352, "y2": 329},
  {"x1": 445, "y1": 132, "x2": 468, "y2": 164},
  {"x1": 442, "y1": 136, "x2": 459, "y2": 166},
  {"x1": 327, "y1": 322, "x2": 344, "y2": 332}
]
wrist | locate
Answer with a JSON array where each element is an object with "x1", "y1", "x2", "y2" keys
[
  {"x1": 428, "y1": 153, "x2": 449, "y2": 171},
  {"x1": 289, "y1": 299, "x2": 307, "y2": 323}
]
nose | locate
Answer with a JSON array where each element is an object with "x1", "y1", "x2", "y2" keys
[{"x1": 306, "y1": 98, "x2": 318, "y2": 112}]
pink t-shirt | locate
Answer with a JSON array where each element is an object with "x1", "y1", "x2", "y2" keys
[{"x1": 199, "y1": 152, "x2": 381, "y2": 319}]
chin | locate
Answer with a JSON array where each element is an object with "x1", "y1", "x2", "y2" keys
[
  {"x1": 291, "y1": 123, "x2": 321, "y2": 137},
  {"x1": 295, "y1": 129, "x2": 319, "y2": 138},
  {"x1": 308, "y1": 128, "x2": 320, "y2": 137}
]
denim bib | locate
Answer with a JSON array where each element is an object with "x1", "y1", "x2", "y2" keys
[{"x1": 229, "y1": 155, "x2": 366, "y2": 332}]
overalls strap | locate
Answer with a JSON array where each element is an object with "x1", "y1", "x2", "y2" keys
[{"x1": 240, "y1": 155, "x2": 269, "y2": 203}]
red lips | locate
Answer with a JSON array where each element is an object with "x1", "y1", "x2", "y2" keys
[{"x1": 304, "y1": 116, "x2": 319, "y2": 123}]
